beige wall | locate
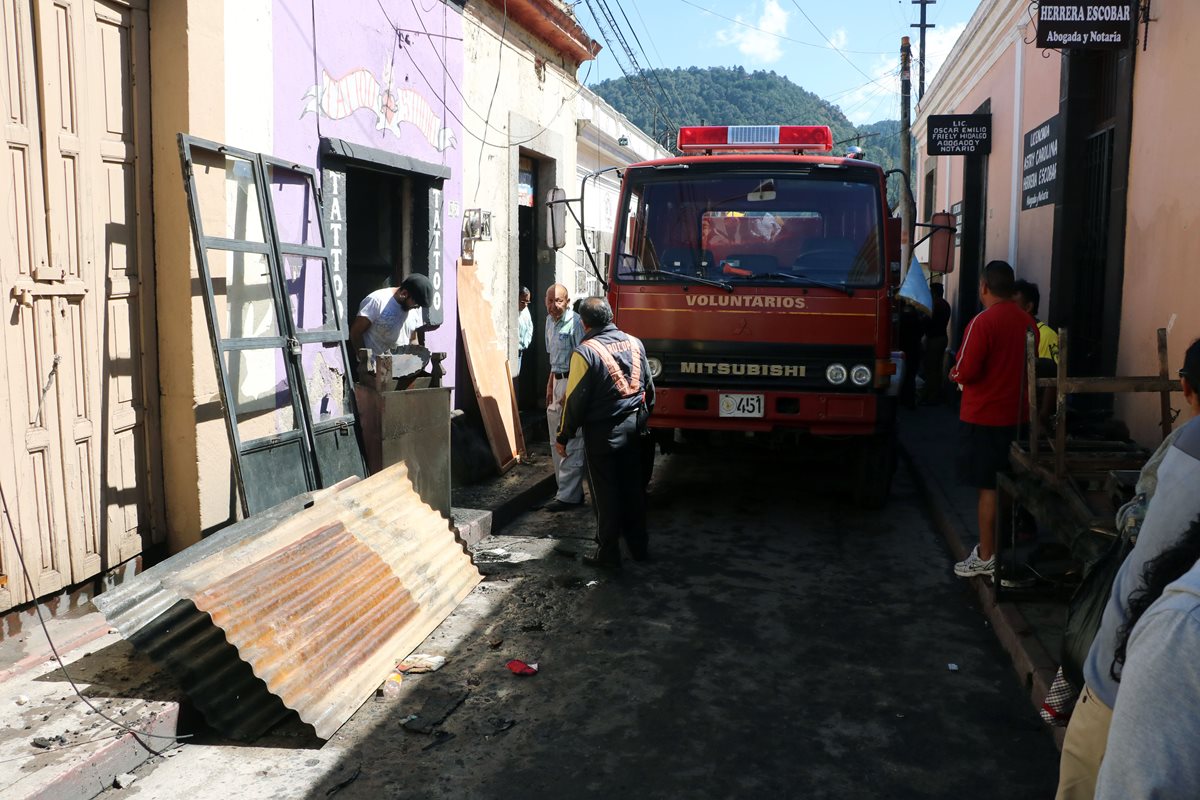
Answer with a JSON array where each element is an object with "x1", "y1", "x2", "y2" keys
[
  {"x1": 461, "y1": 4, "x2": 582, "y2": 358},
  {"x1": 1116, "y1": 1, "x2": 1200, "y2": 444},
  {"x1": 1014, "y1": 34, "x2": 1060, "y2": 306},
  {"x1": 150, "y1": 0, "x2": 226, "y2": 552},
  {"x1": 914, "y1": 1, "x2": 1060, "y2": 332}
]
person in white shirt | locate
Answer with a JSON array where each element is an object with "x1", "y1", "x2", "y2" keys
[
  {"x1": 515, "y1": 286, "x2": 533, "y2": 376},
  {"x1": 350, "y1": 274, "x2": 433, "y2": 358}
]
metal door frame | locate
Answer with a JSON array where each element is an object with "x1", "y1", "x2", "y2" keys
[{"x1": 177, "y1": 135, "x2": 364, "y2": 517}]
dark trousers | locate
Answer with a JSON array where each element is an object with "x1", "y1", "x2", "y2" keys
[
  {"x1": 583, "y1": 416, "x2": 648, "y2": 563},
  {"x1": 922, "y1": 335, "x2": 947, "y2": 401}
]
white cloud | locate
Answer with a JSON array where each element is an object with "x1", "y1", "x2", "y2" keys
[
  {"x1": 828, "y1": 21, "x2": 968, "y2": 125},
  {"x1": 715, "y1": 0, "x2": 790, "y2": 64},
  {"x1": 829, "y1": 28, "x2": 848, "y2": 50},
  {"x1": 922, "y1": 22, "x2": 968, "y2": 85},
  {"x1": 832, "y1": 53, "x2": 901, "y2": 126}
]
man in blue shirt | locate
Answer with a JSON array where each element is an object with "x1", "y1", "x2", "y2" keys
[{"x1": 542, "y1": 284, "x2": 585, "y2": 511}]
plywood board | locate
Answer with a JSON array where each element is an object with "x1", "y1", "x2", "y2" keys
[{"x1": 456, "y1": 259, "x2": 526, "y2": 471}]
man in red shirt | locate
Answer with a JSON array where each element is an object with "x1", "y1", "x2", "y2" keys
[{"x1": 949, "y1": 260, "x2": 1037, "y2": 578}]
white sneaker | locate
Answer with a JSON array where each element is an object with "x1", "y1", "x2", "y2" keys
[{"x1": 954, "y1": 545, "x2": 995, "y2": 578}]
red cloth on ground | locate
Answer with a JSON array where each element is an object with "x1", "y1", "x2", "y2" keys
[{"x1": 950, "y1": 300, "x2": 1038, "y2": 426}]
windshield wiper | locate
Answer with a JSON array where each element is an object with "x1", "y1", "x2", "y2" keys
[
  {"x1": 758, "y1": 272, "x2": 854, "y2": 297},
  {"x1": 642, "y1": 268, "x2": 733, "y2": 292}
]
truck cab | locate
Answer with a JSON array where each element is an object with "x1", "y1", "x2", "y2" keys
[{"x1": 606, "y1": 125, "x2": 902, "y2": 506}]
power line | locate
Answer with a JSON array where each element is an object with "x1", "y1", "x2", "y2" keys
[
  {"x1": 581, "y1": 0, "x2": 677, "y2": 141},
  {"x1": 911, "y1": 0, "x2": 936, "y2": 99},
  {"x1": 611, "y1": 0, "x2": 687, "y2": 127},
  {"x1": 787, "y1": 0, "x2": 894, "y2": 91},
  {"x1": 674, "y1": 0, "x2": 892, "y2": 55}
]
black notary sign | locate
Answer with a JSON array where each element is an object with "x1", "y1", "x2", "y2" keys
[
  {"x1": 1022, "y1": 115, "x2": 1060, "y2": 210},
  {"x1": 927, "y1": 115, "x2": 992, "y2": 156},
  {"x1": 1037, "y1": 1, "x2": 1135, "y2": 49}
]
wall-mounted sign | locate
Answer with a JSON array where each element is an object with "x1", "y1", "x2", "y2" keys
[
  {"x1": 321, "y1": 168, "x2": 349, "y2": 328},
  {"x1": 950, "y1": 201, "x2": 963, "y2": 247},
  {"x1": 927, "y1": 114, "x2": 992, "y2": 156},
  {"x1": 1037, "y1": 1, "x2": 1135, "y2": 49},
  {"x1": 1022, "y1": 115, "x2": 1061, "y2": 211}
]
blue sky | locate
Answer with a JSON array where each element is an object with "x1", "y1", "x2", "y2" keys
[{"x1": 574, "y1": 0, "x2": 982, "y2": 125}]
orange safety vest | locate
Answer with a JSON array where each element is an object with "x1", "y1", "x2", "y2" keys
[{"x1": 580, "y1": 336, "x2": 643, "y2": 399}]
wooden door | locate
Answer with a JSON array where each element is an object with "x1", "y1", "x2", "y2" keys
[
  {"x1": 0, "y1": 0, "x2": 156, "y2": 611},
  {"x1": 86, "y1": 0, "x2": 159, "y2": 566}
]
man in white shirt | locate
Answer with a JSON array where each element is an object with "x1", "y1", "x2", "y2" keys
[
  {"x1": 350, "y1": 274, "x2": 433, "y2": 358},
  {"x1": 515, "y1": 286, "x2": 533, "y2": 376}
]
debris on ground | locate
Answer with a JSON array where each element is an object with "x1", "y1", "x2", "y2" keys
[
  {"x1": 113, "y1": 773, "x2": 138, "y2": 789},
  {"x1": 475, "y1": 548, "x2": 535, "y2": 564},
  {"x1": 947, "y1": 663, "x2": 960, "y2": 672},
  {"x1": 422, "y1": 730, "x2": 456, "y2": 750},
  {"x1": 586, "y1": 580, "x2": 600, "y2": 587},
  {"x1": 323, "y1": 763, "x2": 362, "y2": 797},
  {"x1": 488, "y1": 638, "x2": 504, "y2": 649},
  {"x1": 487, "y1": 717, "x2": 517, "y2": 732},
  {"x1": 401, "y1": 690, "x2": 470, "y2": 734},
  {"x1": 15, "y1": 695, "x2": 29, "y2": 706},
  {"x1": 506, "y1": 659, "x2": 539, "y2": 676},
  {"x1": 397, "y1": 654, "x2": 447, "y2": 674},
  {"x1": 375, "y1": 673, "x2": 403, "y2": 699},
  {"x1": 31, "y1": 735, "x2": 66, "y2": 749}
]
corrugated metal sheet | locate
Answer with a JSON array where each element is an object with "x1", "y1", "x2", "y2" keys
[{"x1": 94, "y1": 464, "x2": 481, "y2": 740}]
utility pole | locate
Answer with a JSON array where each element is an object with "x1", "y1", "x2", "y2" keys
[
  {"x1": 900, "y1": 36, "x2": 913, "y2": 276},
  {"x1": 910, "y1": 0, "x2": 935, "y2": 101}
]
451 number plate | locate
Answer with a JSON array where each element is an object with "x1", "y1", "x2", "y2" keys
[{"x1": 718, "y1": 393, "x2": 764, "y2": 418}]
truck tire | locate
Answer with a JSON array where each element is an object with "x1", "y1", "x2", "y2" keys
[{"x1": 853, "y1": 434, "x2": 896, "y2": 509}]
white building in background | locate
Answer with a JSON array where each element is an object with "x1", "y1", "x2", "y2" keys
[{"x1": 573, "y1": 87, "x2": 671, "y2": 300}]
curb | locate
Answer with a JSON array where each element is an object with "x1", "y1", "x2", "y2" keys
[
  {"x1": 489, "y1": 473, "x2": 557, "y2": 533},
  {"x1": 900, "y1": 442, "x2": 1067, "y2": 750},
  {"x1": 25, "y1": 703, "x2": 180, "y2": 800}
]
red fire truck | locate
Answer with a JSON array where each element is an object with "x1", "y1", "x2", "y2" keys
[{"x1": 606, "y1": 124, "x2": 906, "y2": 507}]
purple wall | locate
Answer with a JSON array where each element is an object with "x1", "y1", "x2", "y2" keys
[{"x1": 273, "y1": 0, "x2": 464, "y2": 399}]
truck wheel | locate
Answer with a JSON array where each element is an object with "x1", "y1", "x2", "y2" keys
[{"x1": 853, "y1": 434, "x2": 896, "y2": 509}]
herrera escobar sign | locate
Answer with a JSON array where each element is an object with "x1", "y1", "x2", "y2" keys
[
  {"x1": 927, "y1": 115, "x2": 992, "y2": 156},
  {"x1": 1037, "y1": 1, "x2": 1135, "y2": 49}
]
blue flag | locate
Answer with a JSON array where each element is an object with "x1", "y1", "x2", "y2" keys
[{"x1": 898, "y1": 254, "x2": 933, "y2": 316}]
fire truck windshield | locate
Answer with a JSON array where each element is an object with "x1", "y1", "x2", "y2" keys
[{"x1": 613, "y1": 171, "x2": 885, "y2": 289}]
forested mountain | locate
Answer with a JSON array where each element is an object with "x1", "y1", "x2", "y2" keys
[{"x1": 592, "y1": 66, "x2": 909, "y2": 203}]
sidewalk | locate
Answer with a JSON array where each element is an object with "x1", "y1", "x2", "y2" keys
[
  {"x1": 0, "y1": 447, "x2": 555, "y2": 799},
  {"x1": 898, "y1": 402, "x2": 1066, "y2": 744}
]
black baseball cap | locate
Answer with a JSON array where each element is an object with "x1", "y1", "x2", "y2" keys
[{"x1": 400, "y1": 274, "x2": 433, "y2": 308}]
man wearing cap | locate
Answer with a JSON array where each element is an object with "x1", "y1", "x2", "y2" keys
[{"x1": 350, "y1": 274, "x2": 433, "y2": 357}]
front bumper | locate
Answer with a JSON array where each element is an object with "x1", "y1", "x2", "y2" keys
[{"x1": 649, "y1": 387, "x2": 894, "y2": 436}]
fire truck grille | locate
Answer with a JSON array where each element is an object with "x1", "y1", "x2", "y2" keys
[{"x1": 645, "y1": 341, "x2": 877, "y2": 392}]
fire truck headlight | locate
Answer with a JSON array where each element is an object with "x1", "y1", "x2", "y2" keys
[
  {"x1": 850, "y1": 365, "x2": 872, "y2": 387},
  {"x1": 825, "y1": 363, "x2": 848, "y2": 385},
  {"x1": 647, "y1": 357, "x2": 663, "y2": 378}
]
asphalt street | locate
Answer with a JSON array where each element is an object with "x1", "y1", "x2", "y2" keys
[{"x1": 307, "y1": 443, "x2": 1059, "y2": 800}]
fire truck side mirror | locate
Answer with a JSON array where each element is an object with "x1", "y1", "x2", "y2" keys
[
  {"x1": 545, "y1": 187, "x2": 567, "y2": 250},
  {"x1": 927, "y1": 211, "x2": 956, "y2": 274}
]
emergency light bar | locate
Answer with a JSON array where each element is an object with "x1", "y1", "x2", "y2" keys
[{"x1": 677, "y1": 125, "x2": 834, "y2": 153}]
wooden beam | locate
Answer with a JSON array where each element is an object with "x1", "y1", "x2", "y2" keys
[{"x1": 1036, "y1": 376, "x2": 1181, "y2": 393}]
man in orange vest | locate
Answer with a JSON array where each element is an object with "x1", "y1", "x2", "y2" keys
[{"x1": 555, "y1": 297, "x2": 656, "y2": 569}]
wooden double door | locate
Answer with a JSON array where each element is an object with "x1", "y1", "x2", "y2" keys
[{"x1": 0, "y1": 0, "x2": 159, "y2": 611}]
